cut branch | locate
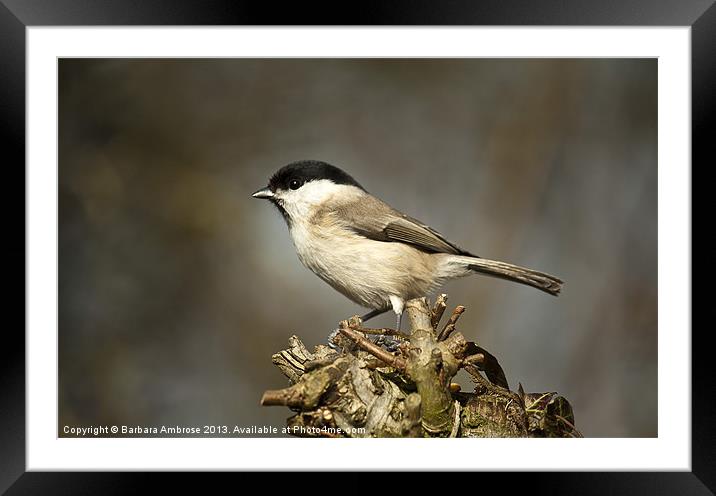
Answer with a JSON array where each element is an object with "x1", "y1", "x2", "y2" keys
[
  {"x1": 430, "y1": 293, "x2": 448, "y2": 330},
  {"x1": 437, "y1": 305, "x2": 466, "y2": 341},
  {"x1": 338, "y1": 326, "x2": 407, "y2": 371}
]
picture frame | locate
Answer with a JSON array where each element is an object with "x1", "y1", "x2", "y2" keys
[{"x1": 3, "y1": 0, "x2": 707, "y2": 489}]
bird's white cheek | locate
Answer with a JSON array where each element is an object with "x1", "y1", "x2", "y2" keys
[
  {"x1": 275, "y1": 192, "x2": 317, "y2": 219},
  {"x1": 278, "y1": 180, "x2": 358, "y2": 219}
]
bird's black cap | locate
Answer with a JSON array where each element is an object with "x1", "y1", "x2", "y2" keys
[{"x1": 268, "y1": 160, "x2": 365, "y2": 192}]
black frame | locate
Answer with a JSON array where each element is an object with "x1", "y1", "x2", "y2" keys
[{"x1": 2, "y1": 0, "x2": 709, "y2": 491}]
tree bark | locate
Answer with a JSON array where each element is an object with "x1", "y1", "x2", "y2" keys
[{"x1": 261, "y1": 295, "x2": 581, "y2": 438}]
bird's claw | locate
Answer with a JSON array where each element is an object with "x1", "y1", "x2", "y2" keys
[
  {"x1": 327, "y1": 328, "x2": 342, "y2": 350},
  {"x1": 372, "y1": 334, "x2": 400, "y2": 351},
  {"x1": 329, "y1": 328, "x2": 400, "y2": 353}
]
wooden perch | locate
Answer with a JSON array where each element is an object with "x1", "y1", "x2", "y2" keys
[{"x1": 261, "y1": 295, "x2": 581, "y2": 438}]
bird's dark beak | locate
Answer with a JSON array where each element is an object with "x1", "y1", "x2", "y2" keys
[{"x1": 252, "y1": 187, "x2": 274, "y2": 199}]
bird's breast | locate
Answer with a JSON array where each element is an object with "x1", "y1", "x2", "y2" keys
[
  {"x1": 287, "y1": 221, "x2": 438, "y2": 308},
  {"x1": 289, "y1": 222, "x2": 364, "y2": 282}
]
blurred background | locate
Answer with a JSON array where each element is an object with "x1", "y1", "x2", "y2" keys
[{"x1": 59, "y1": 58, "x2": 657, "y2": 437}]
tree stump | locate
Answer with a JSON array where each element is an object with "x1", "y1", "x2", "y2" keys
[{"x1": 261, "y1": 295, "x2": 581, "y2": 438}]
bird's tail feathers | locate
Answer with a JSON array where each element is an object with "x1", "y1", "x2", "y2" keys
[{"x1": 451, "y1": 256, "x2": 563, "y2": 296}]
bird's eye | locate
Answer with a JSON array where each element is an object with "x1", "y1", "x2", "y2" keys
[{"x1": 289, "y1": 179, "x2": 302, "y2": 190}]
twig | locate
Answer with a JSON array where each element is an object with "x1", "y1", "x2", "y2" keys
[
  {"x1": 437, "y1": 305, "x2": 465, "y2": 341},
  {"x1": 338, "y1": 326, "x2": 406, "y2": 371},
  {"x1": 461, "y1": 353, "x2": 485, "y2": 366},
  {"x1": 464, "y1": 364, "x2": 493, "y2": 389},
  {"x1": 349, "y1": 325, "x2": 410, "y2": 340},
  {"x1": 260, "y1": 386, "x2": 301, "y2": 407},
  {"x1": 430, "y1": 294, "x2": 448, "y2": 330}
]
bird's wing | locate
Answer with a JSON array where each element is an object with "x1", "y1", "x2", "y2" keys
[{"x1": 331, "y1": 195, "x2": 475, "y2": 256}]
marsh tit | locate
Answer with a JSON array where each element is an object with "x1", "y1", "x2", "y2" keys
[{"x1": 253, "y1": 160, "x2": 563, "y2": 335}]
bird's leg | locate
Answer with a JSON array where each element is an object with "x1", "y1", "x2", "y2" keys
[
  {"x1": 361, "y1": 308, "x2": 388, "y2": 323},
  {"x1": 327, "y1": 301, "x2": 403, "y2": 351},
  {"x1": 362, "y1": 308, "x2": 391, "y2": 347},
  {"x1": 382, "y1": 296, "x2": 404, "y2": 352},
  {"x1": 379, "y1": 312, "x2": 402, "y2": 352},
  {"x1": 389, "y1": 296, "x2": 405, "y2": 330}
]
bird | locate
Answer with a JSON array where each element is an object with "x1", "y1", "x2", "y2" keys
[{"x1": 252, "y1": 160, "x2": 563, "y2": 341}]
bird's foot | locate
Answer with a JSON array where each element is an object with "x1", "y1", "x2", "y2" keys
[
  {"x1": 329, "y1": 328, "x2": 400, "y2": 352},
  {"x1": 327, "y1": 328, "x2": 342, "y2": 351},
  {"x1": 374, "y1": 335, "x2": 401, "y2": 352}
]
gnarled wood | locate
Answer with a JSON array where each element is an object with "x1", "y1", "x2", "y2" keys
[{"x1": 261, "y1": 295, "x2": 581, "y2": 438}]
